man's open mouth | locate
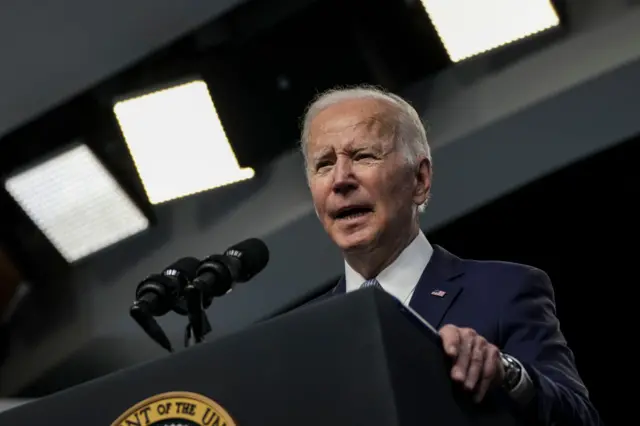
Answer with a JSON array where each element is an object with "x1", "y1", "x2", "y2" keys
[{"x1": 333, "y1": 206, "x2": 374, "y2": 220}]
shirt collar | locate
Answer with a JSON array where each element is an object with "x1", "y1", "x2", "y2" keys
[{"x1": 344, "y1": 231, "x2": 434, "y2": 303}]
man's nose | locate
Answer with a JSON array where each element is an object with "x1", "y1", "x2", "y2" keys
[{"x1": 332, "y1": 158, "x2": 357, "y2": 195}]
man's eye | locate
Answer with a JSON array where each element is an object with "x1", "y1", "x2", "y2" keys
[{"x1": 355, "y1": 153, "x2": 374, "y2": 160}]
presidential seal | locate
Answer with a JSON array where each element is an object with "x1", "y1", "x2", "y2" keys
[{"x1": 111, "y1": 391, "x2": 236, "y2": 426}]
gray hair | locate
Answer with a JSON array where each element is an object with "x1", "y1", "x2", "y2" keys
[{"x1": 300, "y1": 85, "x2": 432, "y2": 211}]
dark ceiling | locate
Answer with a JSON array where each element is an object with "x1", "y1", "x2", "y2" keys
[{"x1": 0, "y1": 0, "x2": 455, "y2": 290}]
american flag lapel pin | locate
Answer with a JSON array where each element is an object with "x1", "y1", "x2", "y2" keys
[{"x1": 430, "y1": 289, "x2": 446, "y2": 297}]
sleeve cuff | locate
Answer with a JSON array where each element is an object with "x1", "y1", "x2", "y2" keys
[{"x1": 508, "y1": 357, "x2": 536, "y2": 405}]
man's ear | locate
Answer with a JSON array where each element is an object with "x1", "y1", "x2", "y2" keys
[{"x1": 413, "y1": 158, "x2": 431, "y2": 206}]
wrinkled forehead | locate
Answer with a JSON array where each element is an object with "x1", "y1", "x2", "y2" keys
[{"x1": 307, "y1": 99, "x2": 398, "y2": 152}]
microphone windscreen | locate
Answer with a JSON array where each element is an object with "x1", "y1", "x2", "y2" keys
[
  {"x1": 224, "y1": 238, "x2": 269, "y2": 282},
  {"x1": 165, "y1": 257, "x2": 201, "y2": 280}
]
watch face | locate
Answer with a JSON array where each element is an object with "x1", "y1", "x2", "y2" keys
[
  {"x1": 501, "y1": 355, "x2": 509, "y2": 367},
  {"x1": 500, "y1": 354, "x2": 520, "y2": 389}
]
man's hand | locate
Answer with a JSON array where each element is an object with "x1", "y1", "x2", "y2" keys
[{"x1": 439, "y1": 324, "x2": 505, "y2": 402}]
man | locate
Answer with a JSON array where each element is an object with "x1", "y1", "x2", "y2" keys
[{"x1": 301, "y1": 86, "x2": 601, "y2": 426}]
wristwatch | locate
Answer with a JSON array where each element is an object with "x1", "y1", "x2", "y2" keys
[{"x1": 500, "y1": 352, "x2": 522, "y2": 391}]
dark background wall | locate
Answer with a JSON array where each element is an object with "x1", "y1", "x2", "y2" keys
[{"x1": 429, "y1": 135, "x2": 637, "y2": 425}]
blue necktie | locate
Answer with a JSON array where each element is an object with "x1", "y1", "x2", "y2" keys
[{"x1": 360, "y1": 278, "x2": 381, "y2": 289}]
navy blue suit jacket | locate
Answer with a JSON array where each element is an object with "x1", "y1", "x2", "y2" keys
[{"x1": 331, "y1": 245, "x2": 601, "y2": 426}]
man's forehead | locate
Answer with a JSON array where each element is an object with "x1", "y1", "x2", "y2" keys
[
  {"x1": 312, "y1": 99, "x2": 390, "y2": 130},
  {"x1": 308, "y1": 99, "x2": 396, "y2": 147}
]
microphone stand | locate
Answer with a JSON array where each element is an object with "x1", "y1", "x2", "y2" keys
[
  {"x1": 183, "y1": 317, "x2": 213, "y2": 348},
  {"x1": 184, "y1": 284, "x2": 212, "y2": 345}
]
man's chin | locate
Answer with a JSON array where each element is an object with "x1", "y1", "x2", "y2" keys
[{"x1": 334, "y1": 230, "x2": 376, "y2": 253}]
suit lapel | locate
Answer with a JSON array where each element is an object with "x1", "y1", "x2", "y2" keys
[
  {"x1": 409, "y1": 245, "x2": 465, "y2": 329},
  {"x1": 333, "y1": 276, "x2": 346, "y2": 294},
  {"x1": 330, "y1": 245, "x2": 465, "y2": 328}
]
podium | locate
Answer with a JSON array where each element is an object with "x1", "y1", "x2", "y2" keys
[{"x1": 0, "y1": 288, "x2": 523, "y2": 425}]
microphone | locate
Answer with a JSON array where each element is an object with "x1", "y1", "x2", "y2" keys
[
  {"x1": 194, "y1": 238, "x2": 270, "y2": 303},
  {"x1": 185, "y1": 238, "x2": 269, "y2": 342},
  {"x1": 130, "y1": 257, "x2": 200, "y2": 352}
]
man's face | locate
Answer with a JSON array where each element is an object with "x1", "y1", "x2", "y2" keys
[{"x1": 306, "y1": 98, "x2": 430, "y2": 254}]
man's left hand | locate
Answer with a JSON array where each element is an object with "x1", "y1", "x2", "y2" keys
[{"x1": 439, "y1": 324, "x2": 505, "y2": 402}]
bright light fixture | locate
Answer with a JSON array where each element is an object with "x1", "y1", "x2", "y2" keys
[
  {"x1": 420, "y1": 0, "x2": 560, "y2": 62},
  {"x1": 113, "y1": 80, "x2": 254, "y2": 204},
  {"x1": 5, "y1": 144, "x2": 150, "y2": 262}
]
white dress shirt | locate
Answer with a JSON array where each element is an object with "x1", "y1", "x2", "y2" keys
[
  {"x1": 343, "y1": 231, "x2": 534, "y2": 405},
  {"x1": 345, "y1": 231, "x2": 433, "y2": 302}
]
